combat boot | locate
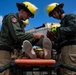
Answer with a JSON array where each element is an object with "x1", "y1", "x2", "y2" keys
[
  {"x1": 23, "y1": 40, "x2": 37, "y2": 59},
  {"x1": 43, "y1": 38, "x2": 52, "y2": 59}
]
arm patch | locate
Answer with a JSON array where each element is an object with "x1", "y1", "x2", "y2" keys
[{"x1": 11, "y1": 18, "x2": 17, "y2": 23}]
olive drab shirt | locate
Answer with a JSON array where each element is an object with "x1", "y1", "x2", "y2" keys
[{"x1": 0, "y1": 13, "x2": 33, "y2": 49}]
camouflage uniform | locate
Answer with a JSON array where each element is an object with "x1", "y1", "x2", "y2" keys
[{"x1": 0, "y1": 13, "x2": 44, "y2": 75}]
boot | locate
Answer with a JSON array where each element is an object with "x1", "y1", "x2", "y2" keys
[
  {"x1": 23, "y1": 40, "x2": 37, "y2": 59},
  {"x1": 43, "y1": 38, "x2": 52, "y2": 59}
]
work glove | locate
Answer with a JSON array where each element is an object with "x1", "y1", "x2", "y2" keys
[
  {"x1": 50, "y1": 23, "x2": 60, "y2": 34},
  {"x1": 51, "y1": 26, "x2": 58, "y2": 33},
  {"x1": 50, "y1": 25, "x2": 60, "y2": 37}
]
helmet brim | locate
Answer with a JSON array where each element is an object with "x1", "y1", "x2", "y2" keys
[
  {"x1": 16, "y1": 3, "x2": 26, "y2": 9},
  {"x1": 16, "y1": 3, "x2": 34, "y2": 18},
  {"x1": 58, "y1": 3, "x2": 64, "y2": 8}
]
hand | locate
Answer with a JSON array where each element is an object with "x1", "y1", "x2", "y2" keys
[{"x1": 33, "y1": 33, "x2": 44, "y2": 39}]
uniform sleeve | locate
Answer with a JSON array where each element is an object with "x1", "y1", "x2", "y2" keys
[
  {"x1": 6, "y1": 15, "x2": 33, "y2": 41},
  {"x1": 60, "y1": 14, "x2": 76, "y2": 35}
]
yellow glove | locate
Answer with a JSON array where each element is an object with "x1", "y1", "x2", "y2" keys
[
  {"x1": 51, "y1": 26, "x2": 58, "y2": 33},
  {"x1": 50, "y1": 23, "x2": 60, "y2": 33}
]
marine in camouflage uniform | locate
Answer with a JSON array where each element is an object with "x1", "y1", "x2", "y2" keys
[
  {"x1": 46, "y1": 2, "x2": 76, "y2": 75},
  {"x1": 0, "y1": 1, "x2": 52, "y2": 75}
]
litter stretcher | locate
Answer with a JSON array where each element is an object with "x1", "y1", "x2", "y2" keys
[
  {"x1": 0, "y1": 59, "x2": 56, "y2": 75},
  {"x1": 0, "y1": 58, "x2": 76, "y2": 75}
]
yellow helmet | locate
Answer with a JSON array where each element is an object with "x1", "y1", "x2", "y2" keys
[
  {"x1": 46, "y1": 2, "x2": 64, "y2": 16},
  {"x1": 23, "y1": 2, "x2": 38, "y2": 15},
  {"x1": 22, "y1": 19, "x2": 29, "y2": 25},
  {"x1": 16, "y1": 1, "x2": 38, "y2": 18}
]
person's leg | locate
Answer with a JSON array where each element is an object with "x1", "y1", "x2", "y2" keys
[
  {"x1": 23, "y1": 37, "x2": 52, "y2": 59},
  {"x1": 60, "y1": 45, "x2": 76, "y2": 75},
  {"x1": 0, "y1": 50, "x2": 11, "y2": 75}
]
